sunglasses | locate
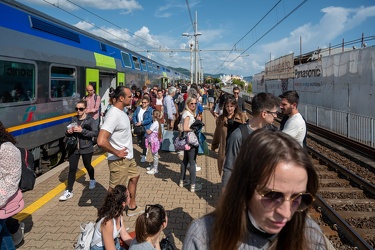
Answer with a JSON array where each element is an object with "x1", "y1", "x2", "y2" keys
[
  {"x1": 233, "y1": 92, "x2": 240, "y2": 95},
  {"x1": 75, "y1": 107, "x2": 85, "y2": 111},
  {"x1": 265, "y1": 110, "x2": 278, "y2": 116},
  {"x1": 145, "y1": 204, "x2": 166, "y2": 223},
  {"x1": 257, "y1": 189, "x2": 314, "y2": 212},
  {"x1": 142, "y1": 101, "x2": 148, "y2": 104},
  {"x1": 190, "y1": 102, "x2": 197, "y2": 105}
]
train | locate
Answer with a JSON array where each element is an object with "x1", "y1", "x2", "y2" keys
[{"x1": 0, "y1": 0, "x2": 189, "y2": 173}]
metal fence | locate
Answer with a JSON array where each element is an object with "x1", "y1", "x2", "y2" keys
[{"x1": 300, "y1": 104, "x2": 375, "y2": 148}]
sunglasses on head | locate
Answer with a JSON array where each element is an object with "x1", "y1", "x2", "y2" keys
[
  {"x1": 257, "y1": 189, "x2": 314, "y2": 212},
  {"x1": 75, "y1": 107, "x2": 85, "y2": 111},
  {"x1": 145, "y1": 204, "x2": 166, "y2": 223}
]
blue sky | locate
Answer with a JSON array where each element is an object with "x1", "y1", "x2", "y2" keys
[{"x1": 16, "y1": 0, "x2": 375, "y2": 77}]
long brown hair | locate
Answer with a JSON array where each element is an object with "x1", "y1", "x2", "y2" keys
[
  {"x1": 135, "y1": 204, "x2": 166, "y2": 243},
  {"x1": 152, "y1": 110, "x2": 162, "y2": 141},
  {"x1": 210, "y1": 129, "x2": 319, "y2": 250},
  {"x1": 97, "y1": 185, "x2": 128, "y2": 225},
  {"x1": 0, "y1": 121, "x2": 16, "y2": 144}
]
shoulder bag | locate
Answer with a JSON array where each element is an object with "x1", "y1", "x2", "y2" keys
[{"x1": 0, "y1": 189, "x2": 24, "y2": 219}]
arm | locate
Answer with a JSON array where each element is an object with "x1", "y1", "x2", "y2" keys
[
  {"x1": 92, "y1": 95, "x2": 101, "y2": 114},
  {"x1": 241, "y1": 99, "x2": 246, "y2": 113},
  {"x1": 97, "y1": 129, "x2": 128, "y2": 158},
  {"x1": 132, "y1": 107, "x2": 139, "y2": 124},
  {"x1": 211, "y1": 118, "x2": 222, "y2": 151},
  {"x1": 119, "y1": 225, "x2": 133, "y2": 248},
  {"x1": 183, "y1": 115, "x2": 191, "y2": 132},
  {"x1": 0, "y1": 143, "x2": 22, "y2": 207},
  {"x1": 79, "y1": 118, "x2": 98, "y2": 138},
  {"x1": 101, "y1": 220, "x2": 117, "y2": 250},
  {"x1": 167, "y1": 98, "x2": 174, "y2": 120}
]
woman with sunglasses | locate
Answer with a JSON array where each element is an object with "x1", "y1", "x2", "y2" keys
[
  {"x1": 183, "y1": 129, "x2": 327, "y2": 250},
  {"x1": 179, "y1": 96, "x2": 201, "y2": 193},
  {"x1": 91, "y1": 185, "x2": 133, "y2": 250},
  {"x1": 132, "y1": 96, "x2": 153, "y2": 163},
  {"x1": 130, "y1": 204, "x2": 168, "y2": 250},
  {"x1": 59, "y1": 100, "x2": 98, "y2": 201}
]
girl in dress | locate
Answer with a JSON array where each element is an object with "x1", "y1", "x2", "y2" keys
[{"x1": 145, "y1": 110, "x2": 163, "y2": 175}]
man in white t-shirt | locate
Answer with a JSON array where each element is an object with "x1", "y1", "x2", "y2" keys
[
  {"x1": 279, "y1": 90, "x2": 307, "y2": 147},
  {"x1": 98, "y1": 86, "x2": 143, "y2": 217}
]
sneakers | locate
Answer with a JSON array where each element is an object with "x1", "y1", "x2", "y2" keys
[
  {"x1": 127, "y1": 206, "x2": 144, "y2": 217},
  {"x1": 146, "y1": 168, "x2": 158, "y2": 175},
  {"x1": 140, "y1": 155, "x2": 146, "y2": 163},
  {"x1": 89, "y1": 179, "x2": 96, "y2": 189},
  {"x1": 190, "y1": 183, "x2": 202, "y2": 193},
  {"x1": 12, "y1": 222, "x2": 24, "y2": 247},
  {"x1": 146, "y1": 165, "x2": 152, "y2": 171},
  {"x1": 179, "y1": 179, "x2": 190, "y2": 187},
  {"x1": 59, "y1": 190, "x2": 73, "y2": 201}
]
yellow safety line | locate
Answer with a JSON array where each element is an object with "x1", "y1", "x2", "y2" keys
[{"x1": 14, "y1": 154, "x2": 107, "y2": 222}]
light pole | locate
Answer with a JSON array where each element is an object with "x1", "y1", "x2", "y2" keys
[
  {"x1": 200, "y1": 58, "x2": 204, "y2": 84},
  {"x1": 182, "y1": 11, "x2": 202, "y2": 84}
]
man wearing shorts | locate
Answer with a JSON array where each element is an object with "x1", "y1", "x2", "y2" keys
[{"x1": 98, "y1": 86, "x2": 143, "y2": 217}]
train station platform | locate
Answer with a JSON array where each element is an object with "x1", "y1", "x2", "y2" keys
[{"x1": 15, "y1": 109, "x2": 222, "y2": 249}]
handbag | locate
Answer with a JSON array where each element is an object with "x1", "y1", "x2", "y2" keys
[
  {"x1": 65, "y1": 135, "x2": 78, "y2": 155},
  {"x1": 174, "y1": 136, "x2": 187, "y2": 151},
  {"x1": 160, "y1": 231, "x2": 175, "y2": 250},
  {"x1": 186, "y1": 132, "x2": 199, "y2": 147},
  {"x1": 0, "y1": 189, "x2": 24, "y2": 219},
  {"x1": 133, "y1": 125, "x2": 145, "y2": 135}
]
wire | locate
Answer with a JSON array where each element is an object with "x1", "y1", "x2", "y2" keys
[{"x1": 216, "y1": 0, "x2": 309, "y2": 74}]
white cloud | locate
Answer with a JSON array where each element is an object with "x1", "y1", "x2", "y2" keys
[
  {"x1": 22, "y1": 0, "x2": 142, "y2": 12},
  {"x1": 155, "y1": 0, "x2": 200, "y2": 18}
]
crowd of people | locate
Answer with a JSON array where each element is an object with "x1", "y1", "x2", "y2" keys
[{"x1": 0, "y1": 81, "x2": 329, "y2": 250}]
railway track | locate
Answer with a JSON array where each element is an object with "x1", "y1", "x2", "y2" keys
[{"x1": 225, "y1": 93, "x2": 375, "y2": 249}]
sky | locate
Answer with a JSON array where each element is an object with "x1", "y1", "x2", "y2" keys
[{"x1": 15, "y1": 0, "x2": 375, "y2": 78}]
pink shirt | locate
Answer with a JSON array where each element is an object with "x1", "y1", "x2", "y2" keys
[{"x1": 85, "y1": 94, "x2": 101, "y2": 120}]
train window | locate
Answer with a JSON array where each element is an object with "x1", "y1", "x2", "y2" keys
[
  {"x1": 50, "y1": 65, "x2": 76, "y2": 99},
  {"x1": 132, "y1": 56, "x2": 140, "y2": 70},
  {"x1": 140, "y1": 59, "x2": 147, "y2": 71},
  {"x1": 0, "y1": 59, "x2": 36, "y2": 104},
  {"x1": 147, "y1": 61, "x2": 152, "y2": 72},
  {"x1": 121, "y1": 52, "x2": 132, "y2": 68},
  {"x1": 156, "y1": 65, "x2": 160, "y2": 72}
]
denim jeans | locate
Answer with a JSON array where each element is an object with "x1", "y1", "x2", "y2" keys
[
  {"x1": 90, "y1": 237, "x2": 123, "y2": 250},
  {"x1": 0, "y1": 219, "x2": 15, "y2": 250}
]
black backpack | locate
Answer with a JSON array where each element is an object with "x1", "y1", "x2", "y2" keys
[
  {"x1": 17, "y1": 147, "x2": 36, "y2": 192},
  {"x1": 0, "y1": 142, "x2": 36, "y2": 192}
]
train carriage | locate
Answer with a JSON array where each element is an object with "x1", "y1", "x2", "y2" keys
[{"x1": 0, "y1": 0, "x2": 188, "y2": 172}]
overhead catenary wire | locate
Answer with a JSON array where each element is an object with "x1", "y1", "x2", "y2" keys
[
  {"x1": 38, "y1": 0, "x2": 182, "y2": 68},
  {"x1": 215, "y1": 0, "x2": 309, "y2": 74}
]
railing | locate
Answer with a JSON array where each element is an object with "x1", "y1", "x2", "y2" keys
[{"x1": 300, "y1": 104, "x2": 375, "y2": 148}]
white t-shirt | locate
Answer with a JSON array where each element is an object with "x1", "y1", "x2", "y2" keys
[
  {"x1": 156, "y1": 98, "x2": 163, "y2": 105},
  {"x1": 138, "y1": 108, "x2": 146, "y2": 123},
  {"x1": 282, "y1": 113, "x2": 306, "y2": 146},
  {"x1": 101, "y1": 106, "x2": 134, "y2": 160},
  {"x1": 149, "y1": 120, "x2": 159, "y2": 132},
  {"x1": 182, "y1": 111, "x2": 195, "y2": 128}
]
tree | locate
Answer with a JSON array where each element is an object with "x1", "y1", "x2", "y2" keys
[{"x1": 232, "y1": 78, "x2": 245, "y2": 90}]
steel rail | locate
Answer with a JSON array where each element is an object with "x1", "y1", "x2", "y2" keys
[{"x1": 313, "y1": 195, "x2": 373, "y2": 250}]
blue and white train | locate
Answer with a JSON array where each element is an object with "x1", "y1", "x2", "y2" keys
[{"x1": 0, "y1": 0, "x2": 189, "y2": 172}]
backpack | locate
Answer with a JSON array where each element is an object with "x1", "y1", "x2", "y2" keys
[
  {"x1": 75, "y1": 222, "x2": 99, "y2": 250},
  {"x1": 0, "y1": 142, "x2": 36, "y2": 192},
  {"x1": 17, "y1": 147, "x2": 36, "y2": 192}
]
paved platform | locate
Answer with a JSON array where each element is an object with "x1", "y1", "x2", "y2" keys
[{"x1": 15, "y1": 110, "x2": 221, "y2": 249}]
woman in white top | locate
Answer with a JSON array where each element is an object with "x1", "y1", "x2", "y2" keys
[
  {"x1": 91, "y1": 185, "x2": 132, "y2": 250},
  {"x1": 178, "y1": 96, "x2": 201, "y2": 193}
]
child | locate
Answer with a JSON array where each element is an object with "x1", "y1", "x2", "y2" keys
[
  {"x1": 91, "y1": 185, "x2": 133, "y2": 250},
  {"x1": 129, "y1": 204, "x2": 168, "y2": 250},
  {"x1": 145, "y1": 110, "x2": 163, "y2": 175}
]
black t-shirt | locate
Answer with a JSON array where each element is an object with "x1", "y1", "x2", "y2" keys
[
  {"x1": 236, "y1": 96, "x2": 246, "y2": 112},
  {"x1": 207, "y1": 89, "x2": 214, "y2": 97}
]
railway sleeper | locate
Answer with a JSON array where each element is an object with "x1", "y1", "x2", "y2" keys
[{"x1": 320, "y1": 179, "x2": 351, "y2": 187}]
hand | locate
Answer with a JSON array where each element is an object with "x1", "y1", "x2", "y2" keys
[
  {"x1": 67, "y1": 128, "x2": 74, "y2": 134},
  {"x1": 73, "y1": 126, "x2": 83, "y2": 133},
  {"x1": 136, "y1": 122, "x2": 141, "y2": 126},
  {"x1": 116, "y1": 147, "x2": 129, "y2": 158}
]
